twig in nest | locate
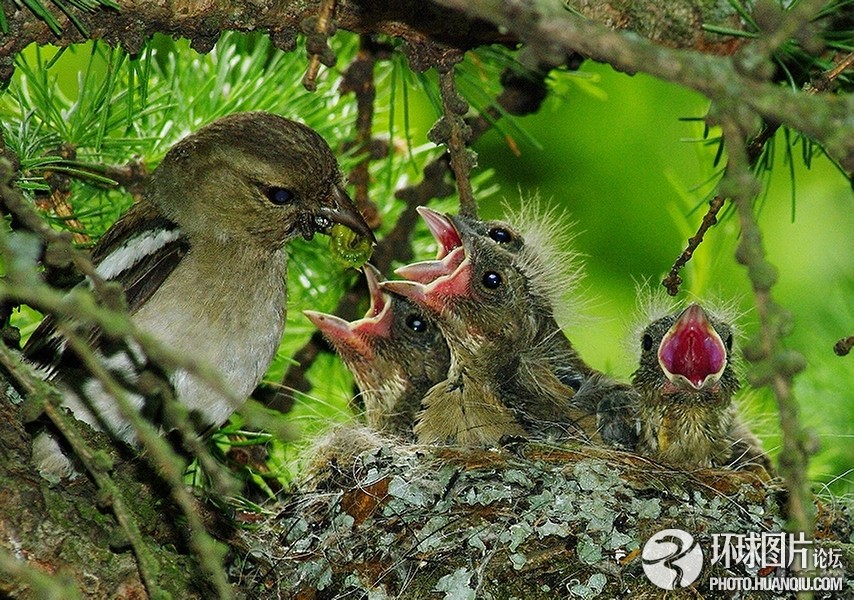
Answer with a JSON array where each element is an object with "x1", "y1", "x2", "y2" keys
[
  {"x1": 661, "y1": 196, "x2": 725, "y2": 296},
  {"x1": 301, "y1": 0, "x2": 338, "y2": 92},
  {"x1": 834, "y1": 336, "x2": 854, "y2": 357},
  {"x1": 434, "y1": 60, "x2": 477, "y2": 217}
]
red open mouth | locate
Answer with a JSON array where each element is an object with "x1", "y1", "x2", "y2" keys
[
  {"x1": 303, "y1": 264, "x2": 393, "y2": 359},
  {"x1": 657, "y1": 303, "x2": 727, "y2": 390},
  {"x1": 383, "y1": 256, "x2": 473, "y2": 317}
]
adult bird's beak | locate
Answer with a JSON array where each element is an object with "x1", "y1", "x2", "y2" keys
[
  {"x1": 313, "y1": 187, "x2": 377, "y2": 243},
  {"x1": 657, "y1": 303, "x2": 727, "y2": 390}
]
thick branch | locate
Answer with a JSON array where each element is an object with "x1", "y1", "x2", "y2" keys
[
  {"x1": 0, "y1": 0, "x2": 750, "y2": 84},
  {"x1": 432, "y1": 0, "x2": 854, "y2": 177}
]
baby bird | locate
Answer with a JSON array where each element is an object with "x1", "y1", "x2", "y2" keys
[
  {"x1": 25, "y1": 112, "x2": 374, "y2": 477},
  {"x1": 304, "y1": 264, "x2": 450, "y2": 437},
  {"x1": 398, "y1": 207, "x2": 593, "y2": 390},
  {"x1": 632, "y1": 303, "x2": 769, "y2": 470},
  {"x1": 392, "y1": 207, "x2": 639, "y2": 449},
  {"x1": 384, "y1": 209, "x2": 601, "y2": 447}
]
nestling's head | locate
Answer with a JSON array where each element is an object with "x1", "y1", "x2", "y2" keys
[
  {"x1": 148, "y1": 111, "x2": 375, "y2": 248},
  {"x1": 304, "y1": 264, "x2": 449, "y2": 434},
  {"x1": 386, "y1": 206, "x2": 576, "y2": 353},
  {"x1": 632, "y1": 303, "x2": 739, "y2": 406}
]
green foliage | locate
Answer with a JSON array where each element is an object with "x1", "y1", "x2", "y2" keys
[
  {"x1": 0, "y1": 0, "x2": 119, "y2": 35},
  {"x1": 0, "y1": 31, "x2": 509, "y2": 490},
  {"x1": 1, "y1": 24, "x2": 851, "y2": 504}
]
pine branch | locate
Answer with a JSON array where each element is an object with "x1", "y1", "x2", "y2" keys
[
  {"x1": 433, "y1": 0, "x2": 854, "y2": 179},
  {"x1": 719, "y1": 112, "x2": 814, "y2": 545},
  {"x1": 663, "y1": 47, "x2": 854, "y2": 294}
]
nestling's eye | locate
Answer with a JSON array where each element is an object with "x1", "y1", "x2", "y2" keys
[
  {"x1": 725, "y1": 334, "x2": 733, "y2": 352},
  {"x1": 642, "y1": 334, "x2": 653, "y2": 351},
  {"x1": 488, "y1": 227, "x2": 513, "y2": 243},
  {"x1": 266, "y1": 187, "x2": 295, "y2": 205},
  {"x1": 482, "y1": 272, "x2": 502, "y2": 289},
  {"x1": 405, "y1": 314, "x2": 427, "y2": 333}
]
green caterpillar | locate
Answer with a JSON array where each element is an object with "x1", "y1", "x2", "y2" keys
[{"x1": 329, "y1": 223, "x2": 374, "y2": 268}]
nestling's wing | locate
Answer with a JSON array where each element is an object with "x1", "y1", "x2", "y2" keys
[{"x1": 23, "y1": 200, "x2": 189, "y2": 375}]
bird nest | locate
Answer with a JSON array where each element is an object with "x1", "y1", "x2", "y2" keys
[{"x1": 228, "y1": 427, "x2": 852, "y2": 599}]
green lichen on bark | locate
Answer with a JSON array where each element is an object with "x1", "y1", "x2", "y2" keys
[{"x1": 233, "y1": 430, "x2": 852, "y2": 599}]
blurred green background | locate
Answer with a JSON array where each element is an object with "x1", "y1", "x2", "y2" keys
[{"x1": 3, "y1": 33, "x2": 852, "y2": 498}]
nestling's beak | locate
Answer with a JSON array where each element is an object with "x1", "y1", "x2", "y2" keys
[
  {"x1": 394, "y1": 247, "x2": 466, "y2": 283},
  {"x1": 417, "y1": 206, "x2": 462, "y2": 258},
  {"x1": 383, "y1": 256, "x2": 473, "y2": 317},
  {"x1": 362, "y1": 263, "x2": 387, "y2": 317},
  {"x1": 313, "y1": 187, "x2": 376, "y2": 243},
  {"x1": 657, "y1": 303, "x2": 727, "y2": 390},
  {"x1": 303, "y1": 263, "x2": 393, "y2": 360},
  {"x1": 304, "y1": 310, "x2": 376, "y2": 360}
]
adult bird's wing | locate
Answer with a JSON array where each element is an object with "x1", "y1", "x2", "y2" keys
[{"x1": 23, "y1": 200, "x2": 190, "y2": 376}]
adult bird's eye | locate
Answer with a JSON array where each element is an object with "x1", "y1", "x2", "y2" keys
[
  {"x1": 642, "y1": 334, "x2": 653, "y2": 351},
  {"x1": 406, "y1": 314, "x2": 427, "y2": 333},
  {"x1": 488, "y1": 227, "x2": 513, "y2": 243},
  {"x1": 482, "y1": 271, "x2": 502, "y2": 289},
  {"x1": 266, "y1": 187, "x2": 295, "y2": 205}
]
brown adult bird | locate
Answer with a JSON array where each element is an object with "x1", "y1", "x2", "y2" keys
[
  {"x1": 304, "y1": 264, "x2": 450, "y2": 437},
  {"x1": 26, "y1": 111, "x2": 375, "y2": 478},
  {"x1": 632, "y1": 302, "x2": 769, "y2": 470}
]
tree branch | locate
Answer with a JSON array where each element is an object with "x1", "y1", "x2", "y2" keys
[
  {"x1": 719, "y1": 113, "x2": 814, "y2": 543},
  {"x1": 432, "y1": 0, "x2": 854, "y2": 178}
]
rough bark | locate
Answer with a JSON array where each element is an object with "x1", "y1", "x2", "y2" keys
[
  {"x1": 0, "y1": 0, "x2": 749, "y2": 84},
  {"x1": 0, "y1": 369, "x2": 211, "y2": 599}
]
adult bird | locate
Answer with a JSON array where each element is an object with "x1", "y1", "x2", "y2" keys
[
  {"x1": 25, "y1": 111, "x2": 375, "y2": 478},
  {"x1": 304, "y1": 264, "x2": 450, "y2": 437}
]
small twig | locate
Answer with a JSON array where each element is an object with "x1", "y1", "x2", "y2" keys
[
  {"x1": 301, "y1": 0, "x2": 338, "y2": 92},
  {"x1": 806, "y1": 50, "x2": 854, "y2": 94},
  {"x1": 721, "y1": 115, "x2": 814, "y2": 545},
  {"x1": 663, "y1": 47, "x2": 854, "y2": 295},
  {"x1": 340, "y1": 35, "x2": 392, "y2": 229},
  {"x1": 435, "y1": 61, "x2": 477, "y2": 217},
  {"x1": 661, "y1": 196, "x2": 725, "y2": 295},
  {"x1": 833, "y1": 336, "x2": 854, "y2": 357},
  {"x1": 737, "y1": 0, "x2": 827, "y2": 78}
]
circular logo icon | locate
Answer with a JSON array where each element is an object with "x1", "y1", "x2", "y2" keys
[{"x1": 642, "y1": 528, "x2": 704, "y2": 590}]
